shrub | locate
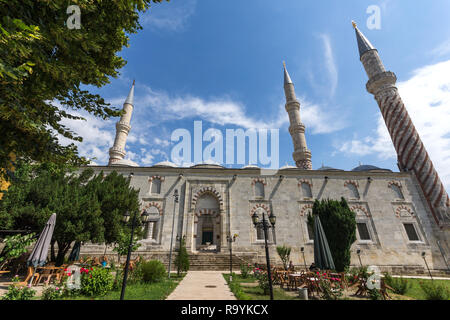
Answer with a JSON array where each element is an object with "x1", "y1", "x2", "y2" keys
[
  {"x1": 419, "y1": 281, "x2": 450, "y2": 300},
  {"x1": 368, "y1": 288, "x2": 382, "y2": 300},
  {"x1": 41, "y1": 286, "x2": 63, "y2": 300},
  {"x1": 256, "y1": 272, "x2": 270, "y2": 295},
  {"x1": 80, "y1": 267, "x2": 113, "y2": 296},
  {"x1": 383, "y1": 273, "x2": 410, "y2": 295},
  {"x1": 175, "y1": 238, "x2": 190, "y2": 275},
  {"x1": 140, "y1": 260, "x2": 166, "y2": 283},
  {"x1": 317, "y1": 273, "x2": 343, "y2": 300},
  {"x1": 239, "y1": 263, "x2": 253, "y2": 279},
  {"x1": 2, "y1": 277, "x2": 35, "y2": 300}
]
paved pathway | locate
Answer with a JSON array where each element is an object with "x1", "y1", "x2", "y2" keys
[{"x1": 166, "y1": 271, "x2": 236, "y2": 300}]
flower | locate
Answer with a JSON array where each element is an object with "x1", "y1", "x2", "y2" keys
[
  {"x1": 55, "y1": 287, "x2": 59, "y2": 291},
  {"x1": 27, "y1": 284, "x2": 31, "y2": 288}
]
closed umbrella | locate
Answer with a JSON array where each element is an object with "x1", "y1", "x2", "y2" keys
[
  {"x1": 68, "y1": 241, "x2": 81, "y2": 262},
  {"x1": 27, "y1": 213, "x2": 56, "y2": 284},
  {"x1": 313, "y1": 214, "x2": 335, "y2": 271}
]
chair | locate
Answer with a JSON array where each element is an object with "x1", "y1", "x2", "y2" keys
[
  {"x1": 380, "y1": 279, "x2": 393, "y2": 300},
  {"x1": 13, "y1": 266, "x2": 39, "y2": 287}
]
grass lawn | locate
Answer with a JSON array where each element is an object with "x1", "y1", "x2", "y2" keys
[
  {"x1": 223, "y1": 273, "x2": 450, "y2": 300},
  {"x1": 223, "y1": 273, "x2": 302, "y2": 300},
  {"x1": 391, "y1": 278, "x2": 450, "y2": 300},
  {"x1": 63, "y1": 273, "x2": 185, "y2": 300}
]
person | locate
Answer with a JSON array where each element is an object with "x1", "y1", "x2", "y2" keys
[
  {"x1": 309, "y1": 262, "x2": 318, "y2": 271},
  {"x1": 101, "y1": 255, "x2": 108, "y2": 267},
  {"x1": 288, "y1": 261, "x2": 295, "y2": 271}
]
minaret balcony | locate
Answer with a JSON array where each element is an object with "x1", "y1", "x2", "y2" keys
[
  {"x1": 366, "y1": 71, "x2": 397, "y2": 95},
  {"x1": 116, "y1": 121, "x2": 131, "y2": 133},
  {"x1": 109, "y1": 146, "x2": 126, "y2": 158},
  {"x1": 289, "y1": 123, "x2": 305, "y2": 135}
]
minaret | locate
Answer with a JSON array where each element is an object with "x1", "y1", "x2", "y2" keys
[
  {"x1": 283, "y1": 62, "x2": 312, "y2": 170},
  {"x1": 108, "y1": 81, "x2": 135, "y2": 165},
  {"x1": 352, "y1": 21, "x2": 450, "y2": 227}
]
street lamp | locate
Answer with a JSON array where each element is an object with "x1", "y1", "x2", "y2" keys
[
  {"x1": 168, "y1": 189, "x2": 179, "y2": 279},
  {"x1": 226, "y1": 233, "x2": 238, "y2": 281},
  {"x1": 251, "y1": 210, "x2": 276, "y2": 300},
  {"x1": 421, "y1": 252, "x2": 433, "y2": 280},
  {"x1": 356, "y1": 249, "x2": 363, "y2": 267},
  {"x1": 301, "y1": 247, "x2": 307, "y2": 270},
  {"x1": 120, "y1": 209, "x2": 150, "y2": 300}
]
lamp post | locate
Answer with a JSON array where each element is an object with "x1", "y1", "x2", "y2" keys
[
  {"x1": 168, "y1": 189, "x2": 179, "y2": 279},
  {"x1": 226, "y1": 234, "x2": 237, "y2": 282},
  {"x1": 301, "y1": 247, "x2": 307, "y2": 270},
  {"x1": 421, "y1": 252, "x2": 433, "y2": 280},
  {"x1": 252, "y1": 210, "x2": 276, "y2": 300},
  {"x1": 356, "y1": 249, "x2": 363, "y2": 267},
  {"x1": 120, "y1": 209, "x2": 149, "y2": 300}
]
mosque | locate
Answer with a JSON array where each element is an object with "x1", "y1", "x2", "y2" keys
[{"x1": 83, "y1": 24, "x2": 450, "y2": 274}]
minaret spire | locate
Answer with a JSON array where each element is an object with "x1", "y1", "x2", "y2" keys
[
  {"x1": 108, "y1": 81, "x2": 135, "y2": 165},
  {"x1": 353, "y1": 22, "x2": 450, "y2": 227},
  {"x1": 283, "y1": 62, "x2": 312, "y2": 170}
]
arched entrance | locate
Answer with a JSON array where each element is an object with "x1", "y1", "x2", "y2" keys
[{"x1": 194, "y1": 193, "x2": 222, "y2": 252}]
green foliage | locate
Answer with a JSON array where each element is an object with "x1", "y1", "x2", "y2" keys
[
  {"x1": 419, "y1": 281, "x2": 450, "y2": 300},
  {"x1": 0, "y1": 162, "x2": 140, "y2": 265},
  {"x1": 1, "y1": 276, "x2": 36, "y2": 300},
  {"x1": 140, "y1": 260, "x2": 167, "y2": 284},
  {"x1": 0, "y1": 232, "x2": 35, "y2": 269},
  {"x1": 41, "y1": 286, "x2": 63, "y2": 300},
  {"x1": 383, "y1": 273, "x2": 411, "y2": 295},
  {"x1": 368, "y1": 288, "x2": 383, "y2": 300},
  {"x1": 174, "y1": 238, "x2": 190, "y2": 275},
  {"x1": 276, "y1": 245, "x2": 291, "y2": 271},
  {"x1": 307, "y1": 198, "x2": 357, "y2": 272},
  {"x1": 81, "y1": 267, "x2": 114, "y2": 296},
  {"x1": 0, "y1": 0, "x2": 170, "y2": 176},
  {"x1": 112, "y1": 230, "x2": 142, "y2": 264},
  {"x1": 318, "y1": 275, "x2": 344, "y2": 300},
  {"x1": 239, "y1": 263, "x2": 253, "y2": 279},
  {"x1": 256, "y1": 272, "x2": 270, "y2": 295}
]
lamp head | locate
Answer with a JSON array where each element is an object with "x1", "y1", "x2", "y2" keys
[
  {"x1": 269, "y1": 213, "x2": 276, "y2": 226},
  {"x1": 123, "y1": 210, "x2": 130, "y2": 223},
  {"x1": 301, "y1": 247, "x2": 304, "y2": 252},
  {"x1": 356, "y1": 249, "x2": 361, "y2": 255},
  {"x1": 421, "y1": 252, "x2": 426, "y2": 257},
  {"x1": 141, "y1": 210, "x2": 150, "y2": 223},
  {"x1": 251, "y1": 212, "x2": 259, "y2": 226}
]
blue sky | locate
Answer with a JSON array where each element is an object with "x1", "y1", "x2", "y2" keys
[{"x1": 60, "y1": 0, "x2": 450, "y2": 189}]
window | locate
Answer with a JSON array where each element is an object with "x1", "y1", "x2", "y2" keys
[
  {"x1": 151, "y1": 179, "x2": 161, "y2": 194},
  {"x1": 256, "y1": 225, "x2": 264, "y2": 240},
  {"x1": 390, "y1": 184, "x2": 404, "y2": 200},
  {"x1": 403, "y1": 223, "x2": 420, "y2": 241},
  {"x1": 307, "y1": 223, "x2": 314, "y2": 240},
  {"x1": 346, "y1": 184, "x2": 360, "y2": 199},
  {"x1": 301, "y1": 183, "x2": 312, "y2": 198},
  {"x1": 357, "y1": 223, "x2": 371, "y2": 240},
  {"x1": 146, "y1": 221, "x2": 158, "y2": 240},
  {"x1": 255, "y1": 182, "x2": 265, "y2": 198}
]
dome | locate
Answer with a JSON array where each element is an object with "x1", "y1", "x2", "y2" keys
[
  {"x1": 153, "y1": 161, "x2": 178, "y2": 168},
  {"x1": 110, "y1": 159, "x2": 139, "y2": 167},
  {"x1": 190, "y1": 163, "x2": 224, "y2": 169},
  {"x1": 279, "y1": 165, "x2": 297, "y2": 170},
  {"x1": 351, "y1": 164, "x2": 391, "y2": 172},
  {"x1": 242, "y1": 164, "x2": 260, "y2": 169},
  {"x1": 316, "y1": 165, "x2": 343, "y2": 171}
]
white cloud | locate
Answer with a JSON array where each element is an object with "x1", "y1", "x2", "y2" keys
[
  {"x1": 430, "y1": 39, "x2": 450, "y2": 57},
  {"x1": 336, "y1": 59, "x2": 450, "y2": 190},
  {"x1": 319, "y1": 34, "x2": 338, "y2": 97},
  {"x1": 140, "y1": 0, "x2": 196, "y2": 32}
]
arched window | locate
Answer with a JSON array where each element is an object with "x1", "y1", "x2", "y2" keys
[
  {"x1": 390, "y1": 184, "x2": 404, "y2": 200},
  {"x1": 144, "y1": 206, "x2": 160, "y2": 241},
  {"x1": 346, "y1": 183, "x2": 360, "y2": 199},
  {"x1": 151, "y1": 178, "x2": 161, "y2": 194},
  {"x1": 255, "y1": 181, "x2": 265, "y2": 198},
  {"x1": 301, "y1": 182, "x2": 312, "y2": 198}
]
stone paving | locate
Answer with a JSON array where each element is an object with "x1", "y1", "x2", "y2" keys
[{"x1": 166, "y1": 271, "x2": 236, "y2": 300}]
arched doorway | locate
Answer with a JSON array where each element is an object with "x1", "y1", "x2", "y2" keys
[{"x1": 194, "y1": 193, "x2": 221, "y2": 252}]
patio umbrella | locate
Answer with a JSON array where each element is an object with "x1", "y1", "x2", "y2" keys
[
  {"x1": 313, "y1": 214, "x2": 335, "y2": 271},
  {"x1": 68, "y1": 241, "x2": 81, "y2": 262},
  {"x1": 27, "y1": 213, "x2": 56, "y2": 283}
]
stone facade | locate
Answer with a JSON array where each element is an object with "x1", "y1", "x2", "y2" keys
[{"x1": 80, "y1": 164, "x2": 449, "y2": 274}]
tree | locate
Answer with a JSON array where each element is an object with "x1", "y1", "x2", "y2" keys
[
  {"x1": 276, "y1": 245, "x2": 291, "y2": 271},
  {"x1": 112, "y1": 229, "x2": 142, "y2": 265},
  {"x1": 0, "y1": 161, "x2": 141, "y2": 265},
  {"x1": 175, "y1": 238, "x2": 189, "y2": 275},
  {"x1": 0, "y1": 0, "x2": 169, "y2": 180},
  {"x1": 307, "y1": 198, "x2": 357, "y2": 272},
  {"x1": 0, "y1": 233, "x2": 36, "y2": 270}
]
